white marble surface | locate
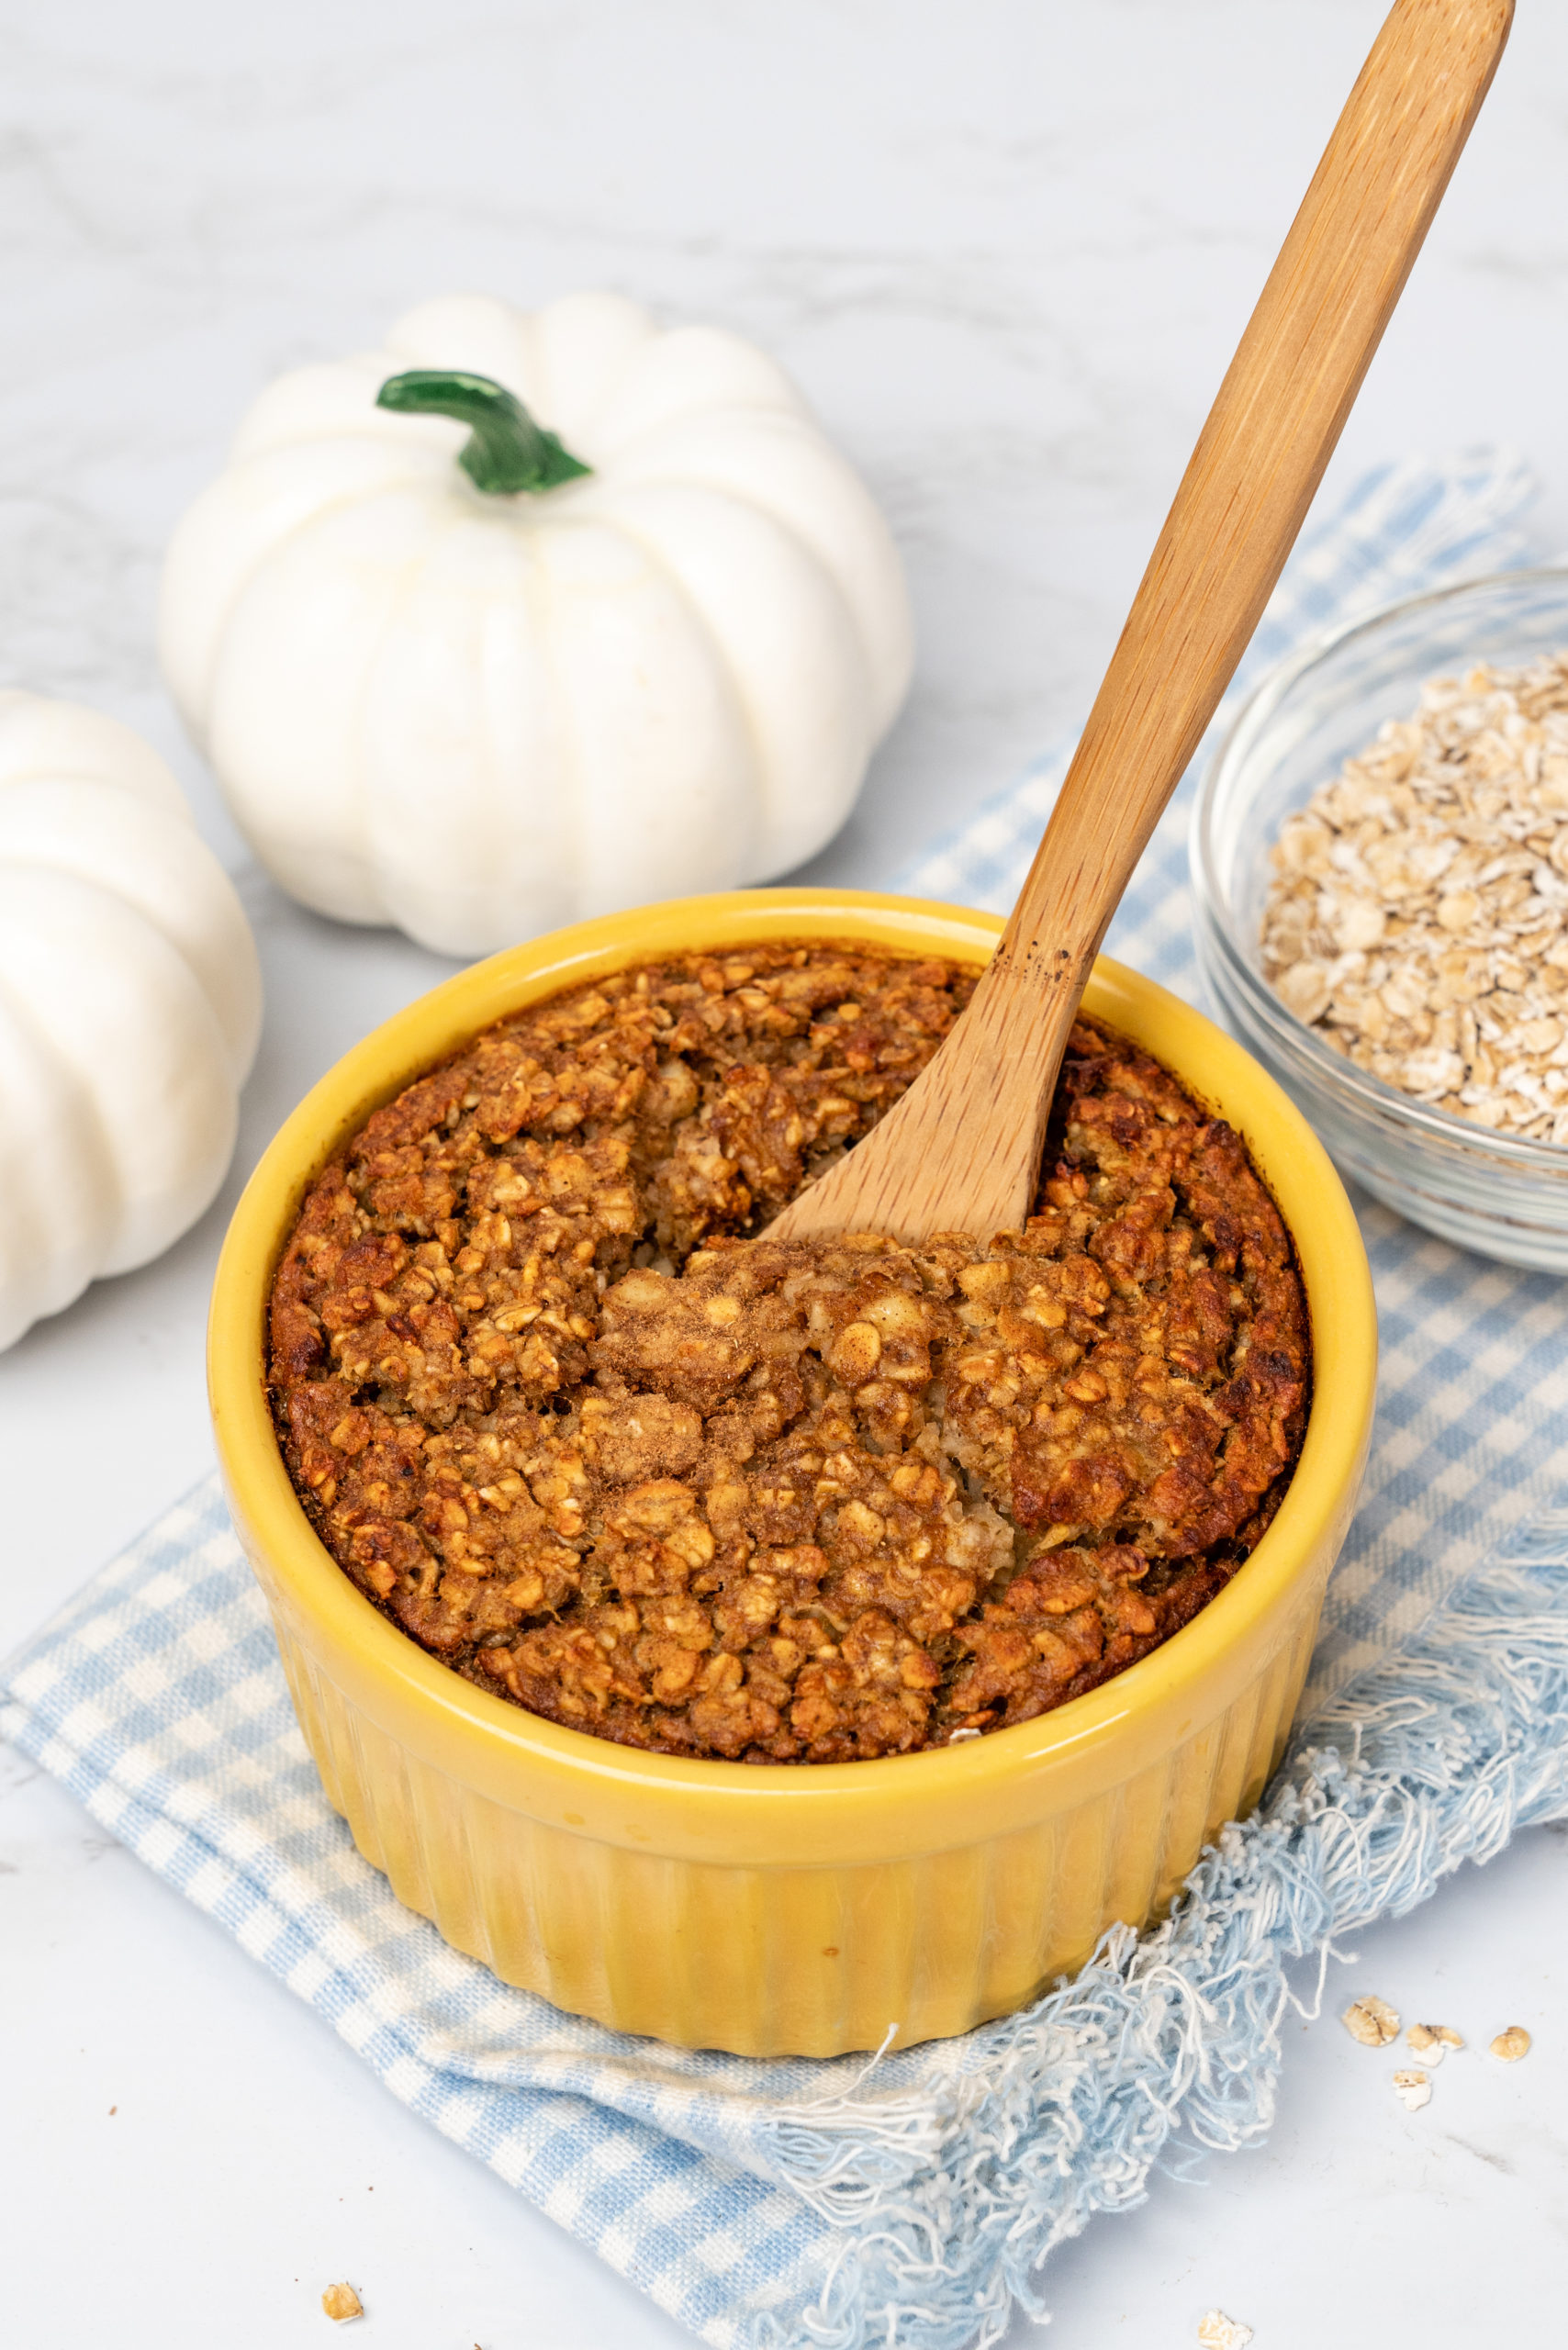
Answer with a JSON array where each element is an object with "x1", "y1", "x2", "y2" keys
[{"x1": 2, "y1": 1, "x2": 1566, "y2": 2341}]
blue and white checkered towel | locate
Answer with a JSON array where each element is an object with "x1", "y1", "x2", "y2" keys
[{"x1": 6, "y1": 451, "x2": 1568, "y2": 2350}]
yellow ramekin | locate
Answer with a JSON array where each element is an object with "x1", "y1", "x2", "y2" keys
[{"x1": 209, "y1": 890, "x2": 1376, "y2": 2057}]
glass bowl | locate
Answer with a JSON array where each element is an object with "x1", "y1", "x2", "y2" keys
[{"x1": 1192, "y1": 566, "x2": 1568, "y2": 1271}]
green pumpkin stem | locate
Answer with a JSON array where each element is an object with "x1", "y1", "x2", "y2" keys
[{"x1": 375, "y1": 369, "x2": 592, "y2": 495}]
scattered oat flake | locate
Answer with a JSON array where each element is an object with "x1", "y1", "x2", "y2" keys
[
  {"x1": 1342, "y1": 1993, "x2": 1400, "y2": 2046},
  {"x1": 1406, "y1": 2021, "x2": 1464, "y2": 2065},
  {"x1": 1198, "y1": 2312, "x2": 1253, "y2": 2349},
  {"x1": 1392, "y1": 2068, "x2": 1432, "y2": 2110},
  {"x1": 1490, "y1": 2025, "x2": 1531, "y2": 2062},
  {"x1": 321, "y1": 2283, "x2": 364, "y2": 2322}
]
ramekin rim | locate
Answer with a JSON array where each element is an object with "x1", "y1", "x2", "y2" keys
[{"x1": 209, "y1": 886, "x2": 1376, "y2": 1811}]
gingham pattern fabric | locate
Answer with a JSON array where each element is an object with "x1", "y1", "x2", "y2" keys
[{"x1": 5, "y1": 450, "x2": 1566, "y2": 2350}]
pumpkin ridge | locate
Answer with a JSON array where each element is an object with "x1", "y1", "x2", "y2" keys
[
  {"x1": 0, "y1": 697, "x2": 260, "y2": 1352},
  {"x1": 575, "y1": 503, "x2": 770, "y2": 858},
  {"x1": 348, "y1": 512, "x2": 456, "y2": 933},
  {"x1": 595, "y1": 414, "x2": 909, "y2": 720},
  {"x1": 168, "y1": 452, "x2": 451, "y2": 731},
  {"x1": 0, "y1": 923, "x2": 123, "y2": 1310},
  {"x1": 0, "y1": 783, "x2": 261, "y2": 1083},
  {"x1": 363, "y1": 505, "x2": 569, "y2": 949}
]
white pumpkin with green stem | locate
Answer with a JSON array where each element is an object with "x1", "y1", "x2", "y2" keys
[
  {"x1": 158, "y1": 292, "x2": 914, "y2": 957},
  {"x1": 0, "y1": 693, "x2": 263, "y2": 1352}
]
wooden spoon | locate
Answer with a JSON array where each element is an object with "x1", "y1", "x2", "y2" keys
[{"x1": 770, "y1": 0, "x2": 1512, "y2": 1247}]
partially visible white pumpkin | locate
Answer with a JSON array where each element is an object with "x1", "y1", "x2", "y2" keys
[
  {"x1": 158, "y1": 291, "x2": 913, "y2": 957},
  {"x1": 0, "y1": 694, "x2": 263, "y2": 1351}
]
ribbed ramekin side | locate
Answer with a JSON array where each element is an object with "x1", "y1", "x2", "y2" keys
[{"x1": 265, "y1": 1564, "x2": 1335, "y2": 2057}]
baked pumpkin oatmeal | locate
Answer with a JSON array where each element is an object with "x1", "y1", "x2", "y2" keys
[{"x1": 268, "y1": 945, "x2": 1309, "y2": 1762}]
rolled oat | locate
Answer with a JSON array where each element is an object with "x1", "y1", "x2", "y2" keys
[
  {"x1": 1260, "y1": 655, "x2": 1568, "y2": 1143},
  {"x1": 1391, "y1": 2067, "x2": 1432, "y2": 2111},
  {"x1": 1406, "y1": 2021, "x2": 1463, "y2": 2065},
  {"x1": 1197, "y1": 2313, "x2": 1253, "y2": 2349},
  {"x1": 1341, "y1": 1993, "x2": 1400, "y2": 2047},
  {"x1": 1489, "y1": 2024, "x2": 1531, "y2": 2062}
]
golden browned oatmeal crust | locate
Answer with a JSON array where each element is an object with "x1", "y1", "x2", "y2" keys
[{"x1": 269, "y1": 945, "x2": 1308, "y2": 1762}]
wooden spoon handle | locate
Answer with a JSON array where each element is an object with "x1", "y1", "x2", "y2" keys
[
  {"x1": 988, "y1": 0, "x2": 1514, "y2": 1065},
  {"x1": 772, "y1": 0, "x2": 1512, "y2": 1247}
]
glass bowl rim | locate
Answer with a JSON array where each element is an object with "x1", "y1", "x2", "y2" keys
[{"x1": 1192, "y1": 561, "x2": 1568, "y2": 1173}]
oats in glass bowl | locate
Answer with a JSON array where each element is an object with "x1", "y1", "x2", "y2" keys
[
  {"x1": 1193, "y1": 566, "x2": 1568, "y2": 1270},
  {"x1": 1260, "y1": 655, "x2": 1568, "y2": 1145}
]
